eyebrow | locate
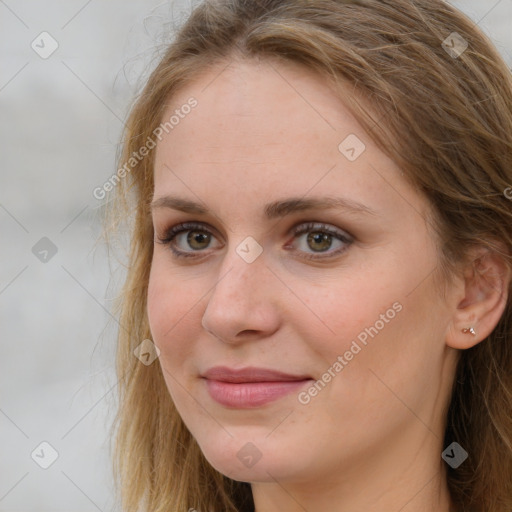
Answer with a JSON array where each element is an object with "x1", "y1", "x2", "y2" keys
[{"x1": 150, "y1": 195, "x2": 377, "y2": 219}]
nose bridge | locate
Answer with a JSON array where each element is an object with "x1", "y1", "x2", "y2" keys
[
  {"x1": 201, "y1": 239, "x2": 280, "y2": 341},
  {"x1": 212, "y1": 233, "x2": 268, "y2": 298}
]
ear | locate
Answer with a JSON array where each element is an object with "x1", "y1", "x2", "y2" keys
[{"x1": 446, "y1": 246, "x2": 510, "y2": 350}]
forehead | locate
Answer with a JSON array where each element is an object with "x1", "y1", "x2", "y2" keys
[
  {"x1": 152, "y1": 58, "x2": 428, "y2": 223},
  {"x1": 156, "y1": 57, "x2": 359, "y2": 160}
]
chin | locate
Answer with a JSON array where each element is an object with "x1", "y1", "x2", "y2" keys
[{"x1": 193, "y1": 428, "x2": 298, "y2": 483}]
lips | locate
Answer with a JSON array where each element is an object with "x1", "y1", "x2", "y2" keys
[
  {"x1": 201, "y1": 366, "x2": 313, "y2": 408},
  {"x1": 202, "y1": 366, "x2": 311, "y2": 383}
]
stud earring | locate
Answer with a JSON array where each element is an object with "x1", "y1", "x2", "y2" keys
[{"x1": 462, "y1": 327, "x2": 476, "y2": 336}]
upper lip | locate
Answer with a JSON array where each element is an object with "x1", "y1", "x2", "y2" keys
[{"x1": 201, "y1": 366, "x2": 312, "y2": 383}]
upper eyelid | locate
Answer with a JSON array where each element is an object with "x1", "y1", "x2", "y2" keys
[
  {"x1": 158, "y1": 220, "x2": 352, "y2": 244},
  {"x1": 161, "y1": 221, "x2": 221, "y2": 239}
]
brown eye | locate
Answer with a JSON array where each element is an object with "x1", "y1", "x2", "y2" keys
[
  {"x1": 156, "y1": 221, "x2": 353, "y2": 261},
  {"x1": 288, "y1": 222, "x2": 353, "y2": 260},
  {"x1": 156, "y1": 222, "x2": 221, "y2": 259},
  {"x1": 186, "y1": 230, "x2": 211, "y2": 250},
  {"x1": 306, "y1": 231, "x2": 334, "y2": 252}
]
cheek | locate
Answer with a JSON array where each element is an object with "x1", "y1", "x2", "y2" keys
[
  {"x1": 147, "y1": 263, "x2": 201, "y2": 414},
  {"x1": 147, "y1": 268, "x2": 172, "y2": 343},
  {"x1": 294, "y1": 249, "x2": 440, "y2": 388},
  {"x1": 147, "y1": 260, "x2": 197, "y2": 362},
  {"x1": 293, "y1": 269, "x2": 397, "y2": 351}
]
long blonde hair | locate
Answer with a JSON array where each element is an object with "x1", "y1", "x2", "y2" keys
[{"x1": 107, "y1": 1, "x2": 512, "y2": 511}]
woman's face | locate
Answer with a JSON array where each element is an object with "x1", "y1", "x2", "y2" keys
[{"x1": 147, "y1": 58, "x2": 459, "y2": 490}]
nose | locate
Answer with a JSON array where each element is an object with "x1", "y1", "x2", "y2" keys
[{"x1": 201, "y1": 246, "x2": 281, "y2": 344}]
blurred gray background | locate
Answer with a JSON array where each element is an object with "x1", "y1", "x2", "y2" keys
[{"x1": 1, "y1": 1, "x2": 511, "y2": 511}]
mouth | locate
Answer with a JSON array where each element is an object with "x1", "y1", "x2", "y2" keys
[{"x1": 201, "y1": 366, "x2": 314, "y2": 408}]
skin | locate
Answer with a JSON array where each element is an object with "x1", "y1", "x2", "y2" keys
[{"x1": 147, "y1": 56, "x2": 508, "y2": 511}]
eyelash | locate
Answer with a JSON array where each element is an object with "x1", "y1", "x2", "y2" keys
[{"x1": 155, "y1": 221, "x2": 353, "y2": 261}]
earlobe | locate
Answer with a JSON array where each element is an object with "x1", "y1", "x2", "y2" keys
[{"x1": 446, "y1": 247, "x2": 510, "y2": 350}]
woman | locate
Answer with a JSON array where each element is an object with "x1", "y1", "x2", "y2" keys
[{"x1": 108, "y1": 1, "x2": 512, "y2": 511}]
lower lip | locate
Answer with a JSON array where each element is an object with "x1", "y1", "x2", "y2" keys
[{"x1": 204, "y1": 379, "x2": 313, "y2": 408}]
